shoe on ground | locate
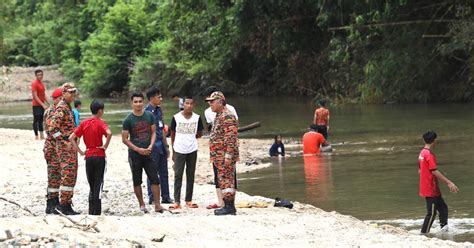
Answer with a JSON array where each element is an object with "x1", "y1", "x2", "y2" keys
[
  {"x1": 161, "y1": 198, "x2": 174, "y2": 204},
  {"x1": 56, "y1": 203, "x2": 80, "y2": 215},
  {"x1": 45, "y1": 197, "x2": 60, "y2": 214},
  {"x1": 214, "y1": 205, "x2": 236, "y2": 216},
  {"x1": 440, "y1": 225, "x2": 449, "y2": 232}
]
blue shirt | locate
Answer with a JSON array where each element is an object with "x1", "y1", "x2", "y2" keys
[
  {"x1": 72, "y1": 108, "x2": 80, "y2": 127},
  {"x1": 145, "y1": 103, "x2": 165, "y2": 154}
]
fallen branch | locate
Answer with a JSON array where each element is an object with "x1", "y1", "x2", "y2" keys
[
  {"x1": 126, "y1": 239, "x2": 144, "y2": 248},
  {"x1": 56, "y1": 210, "x2": 100, "y2": 233},
  {"x1": 151, "y1": 235, "x2": 166, "y2": 242},
  {"x1": 0, "y1": 197, "x2": 36, "y2": 216},
  {"x1": 328, "y1": 19, "x2": 456, "y2": 31}
]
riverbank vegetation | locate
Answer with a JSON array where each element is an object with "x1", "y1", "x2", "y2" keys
[{"x1": 2, "y1": 0, "x2": 473, "y2": 103}]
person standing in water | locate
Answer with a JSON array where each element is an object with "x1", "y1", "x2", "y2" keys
[
  {"x1": 313, "y1": 100, "x2": 330, "y2": 140},
  {"x1": 269, "y1": 134, "x2": 285, "y2": 157},
  {"x1": 418, "y1": 130, "x2": 459, "y2": 234}
]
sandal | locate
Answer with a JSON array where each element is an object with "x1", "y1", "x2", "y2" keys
[
  {"x1": 169, "y1": 204, "x2": 181, "y2": 210},
  {"x1": 206, "y1": 203, "x2": 220, "y2": 209},
  {"x1": 185, "y1": 202, "x2": 198, "y2": 208}
]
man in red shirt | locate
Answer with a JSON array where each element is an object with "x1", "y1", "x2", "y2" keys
[
  {"x1": 418, "y1": 131, "x2": 458, "y2": 234},
  {"x1": 31, "y1": 69, "x2": 50, "y2": 140},
  {"x1": 70, "y1": 100, "x2": 112, "y2": 215},
  {"x1": 303, "y1": 124, "x2": 328, "y2": 155},
  {"x1": 313, "y1": 100, "x2": 330, "y2": 140}
]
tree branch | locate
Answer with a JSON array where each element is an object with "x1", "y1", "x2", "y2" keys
[{"x1": 328, "y1": 19, "x2": 456, "y2": 31}]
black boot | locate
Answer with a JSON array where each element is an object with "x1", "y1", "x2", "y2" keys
[
  {"x1": 56, "y1": 203, "x2": 80, "y2": 215},
  {"x1": 45, "y1": 197, "x2": 59, "y2": 214},
  {"x1": 214, "y1": 199, "x2": 236, "y2": 216}
]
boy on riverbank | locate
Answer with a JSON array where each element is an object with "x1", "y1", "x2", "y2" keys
[
  {"x1": 69, "y1": 100, "x2": 112, "y2": 215},
  {"x1": 418, "y1": 131, "x2": 459, "y2": 234},
  {"x1": 122, "y1": 92, "x2": 165, "y2": 213}
]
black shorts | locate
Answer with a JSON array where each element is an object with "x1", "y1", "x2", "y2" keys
[
  {"x1": 128, "y1": 150, "x2": 160, "y2": 187},
  {"x1": 213, "y1": 163, "x2": 237, "y2": 189}
]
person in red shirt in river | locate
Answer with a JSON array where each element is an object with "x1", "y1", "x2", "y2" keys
[
  {"x1": 418, "y1": 130, "x2": 458, "y2": 234},
  {"x1": 313, "y1": 100, "x2": 330, "y2": 140},
  {"x1": 70, "y1": 100, "x2": 112, "y2": 215},
  {"x1": 303, "y1": 124, "x2": 329, "y2": 155}
]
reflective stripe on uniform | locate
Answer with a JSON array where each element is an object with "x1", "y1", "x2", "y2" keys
[
  {"x1": 222, "y1": 188, "x2": 236, "y2": 193},
  {"x1": 60, "y1": 186, "x2": 74, "y2": 191},
  {"x1": 47, "y1": 188, "x2": 60, "y2": 193}
]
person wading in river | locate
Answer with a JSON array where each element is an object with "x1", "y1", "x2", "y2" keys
[
  {"x1": 313, "y1": 100, "x2": 330, "y2": 140},
  {"x1": 418, "y1": 130, "x2": 459, "y2": 234}
]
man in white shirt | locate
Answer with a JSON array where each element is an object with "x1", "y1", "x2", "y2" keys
[
  {"x1": 169, "y1": 96, "x2": 204, "y2": 209},
  {"x1": 204, "y1": 86, "x2": 238, "y2": 132}
]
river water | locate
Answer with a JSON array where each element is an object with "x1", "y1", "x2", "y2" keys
[{"x1": 0, "y1": 97, "x2": 473, "y2": 242}]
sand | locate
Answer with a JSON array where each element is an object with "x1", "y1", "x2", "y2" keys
[{"x1": 0, "y1": 128, "x2": 472, "y2": 247}]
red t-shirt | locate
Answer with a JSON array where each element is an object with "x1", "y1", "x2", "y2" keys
[
  {"x1": 418, "y1": 148, "x2": 441, "y2": 197},
  {"x1": 303, "y1": 132, "x2": 326, "y2": 154},
  {"x1": 74, "y1": 117, "x2": 109, "y2": 158},
  {"x1": 314, "y1": 107, "x2": 330, "y2": 126},
  {"x1": 31, "y1": 79, "x2": 46, "y2": 106}
]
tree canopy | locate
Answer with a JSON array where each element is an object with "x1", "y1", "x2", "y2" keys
[{"x1": 2, "y1": 0, "x2": 473, "y2": 103}]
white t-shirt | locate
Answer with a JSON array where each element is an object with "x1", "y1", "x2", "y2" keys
[
  {"x1": 171, "y1": 112, "x2": 203, "y2": 154},
  {"x1": 204, "y1": 104, "x2": 238, "y2": 124}
]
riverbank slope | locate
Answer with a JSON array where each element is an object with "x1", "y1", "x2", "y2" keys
[{"x1": 0, "y1": 128, "x2": 472, "y2": 246}]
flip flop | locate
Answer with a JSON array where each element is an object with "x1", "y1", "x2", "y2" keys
[
  {"x1": 140, "y1": 206, "x2": 149, "y2": 213},
  {"x1": 206, "y1": 203, "x2": 220, "y2": 209},
  {"x1": 185, "y1": 202, "x2": 198, "y2": 208},
  {"x1": 169, "y1": 204, "x2": 181, "y2": 210}
]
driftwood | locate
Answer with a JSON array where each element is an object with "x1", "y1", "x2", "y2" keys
[
  {"x1": 56, "y1": 210, "x2": 100, "y2": 233},
  {"x1": 0, "y1": 197, "x2": 49, "y2": 224},
  {"x1": 0, "y1": 197, "x2": 37, "y2": 216},
  {"x1": 238, "y1": 122, "x2": 261, "y2": 133},
  {"x1": 151, "y1": 235, "x2": 166, "y2": 242}
]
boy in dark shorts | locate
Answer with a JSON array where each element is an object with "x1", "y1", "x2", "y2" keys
[
  {"x1": 418, "y1": 131, "x2": 459, "y2": 233},
  {"x1": 70, "y1": 100, "x2": 112, "y2": 215},
  {"x1": 122, "y1": 93, "x2": 166, "y2": 213}
]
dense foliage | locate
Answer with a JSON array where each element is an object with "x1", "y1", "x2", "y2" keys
[{"x1": 2, "y1": 0, "x2": 473, "y2": 102}]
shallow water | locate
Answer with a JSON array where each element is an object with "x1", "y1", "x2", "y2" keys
[
  {"x1": 235, "y1": 101, "x2": 474, "y2": 243},
  {"x1": 1, "y1": 97, "x2": 473, "y2": 242}
]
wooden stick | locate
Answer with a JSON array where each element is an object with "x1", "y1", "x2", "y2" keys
[
  {"x1": 328, "y1": 19, "x2": 456, "y2": 31},
  {"x1": 0, "y1": 197, "x2": 37, "y2": 216},
  {"x1": 56, "y1": 210, "x2": 100, "y2": 233}
]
